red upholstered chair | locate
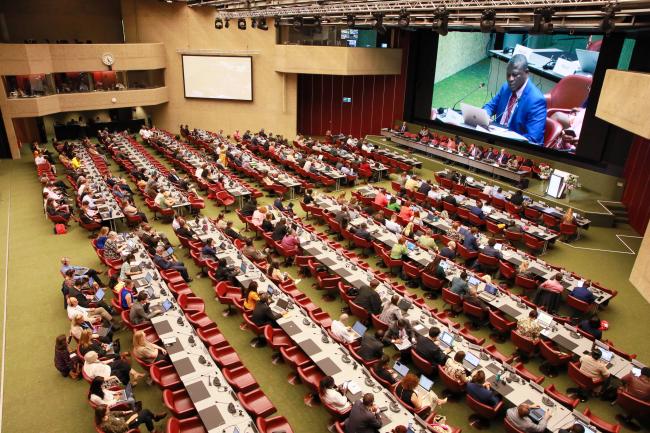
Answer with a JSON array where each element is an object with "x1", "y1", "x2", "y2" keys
[
  {"x1": 504, "y1": 417, "x2": 526, "y2": 433},
  {"x1": 297, "y1": 364, "x2": 325, "y2": 406},
  {"x1": 441, "y1": 288, "x2": 463, "y2": 316},
  {"x1": 238, "y1": 388, "x2": 277, "y2": 418},
  {"x1": 615, "y1": 388, "x2": 650, "y2": 428},
  {"x1": 370, "y1": 314, "x2": 389, "y2": 333},
  {"x1": 544, "y1": 117, "x2": 564, "y2": 149},
  {"x1": 514, "y1": 273, "x2": 538, "y2": 294},
  {"x1": 485, "y1": 220, "x2": 503, "y2": 236},
  {"x1": 165, "y1": 416, "x2": 206, "y2": 433},
  {"x1": 186, "y1": 312, "x2": 214, "y2": 330},
  {"x1": 488, "y1": 310, "x2": 516, "y2": 343},
  {"x1": 176, "y1": 294, "x2": 205, "y2": 315},
  {"x1": 457, "y1": 243, "x2": 479, "y2": 263},
  {"x1": 566, "y1": 294, "x2": 594, "y2": 317},
  {"x1": 348, "y1": 299, "x2": 370, "y2": 324},
  {"x1": 545, "y1": 74, "x2": 593, "y2": 110},
  {"x1": 463, "y1": 301, "x2": 488, "y2": 329},
  {"x1": 223, "y1": 365, "x2": 259, "y2": 393},
  {"x1": 264, "y1": 327, "x2": 292, "y2": 351},
  {"x1": 214, "y1": 281, "x2": 242, "y2": 316},
  {"x1": 349, "y1": 342, "x2": 381, "y2": 367},
  {"x1": 163, "y1": 388, "x2": 197, "y2": 418},
  {"x1": 514, "y1": 362, "x2": 544, "y2": 384},
  {"x1": 485, "y1": 344, "x2": 514, "y2": 364},
  {"x1": 477, "y1": 253, "x2": 499, "y2": 274},
  {"x1": 468, "y1": 212, "x2": 486, "y2": 228},
  {"x1": 456, "y1": 207, "x2": 470, "y2": 223},
  {"x1": 583, "y1": 407, "x2": 621, "y2": 433},
  {"x1": 560, "y1": 223, "x2": 578, "y2": 241},
  {"x1": 437, "y1": 364, "x2": 466, "y2": 398},
  {"x1": 422, "y1": 273, "x2": 444, "y2": 298},
  {"x1": 150, "y1": 363, "x2": 182, "y2": 390},
  {"x1": 309, "y1": 308, "x2": 333, "y2": 329},
  {"x1": 539, "y1": 339, "x2": 571, "y2": 377},
  {"x1": 466, "y1": 393, "x2": 504, "y2": 429},
  {"x1": 197, "y1": 324, "x2": 228, "y2": 348},
  {"x1": 378, "y1": 247, "x2": 403, "y2": 276},
  {"x1": 499, "y1": 260, "x2": 517, "y2": 281},
  {"x1": 545, "y1": 384, "x2": 579, "y2": 409},
  {"x1": 567, "y1": 361, "x2": 605, "y2": 402},
  {"x1": 392, "y1": 384, "x2": 432, "y2": 419},
  {"x1": 279, "y1": 345, "x2": 312, "y2": 385},
  {"x1": 510, "y1": 329, "x2": 538, "y2": 362},
  {"x1": 524, "y1": 207, "x2": 542, "y2": 221},
  {"x1": 256, "y1": 415, "x2": 295, "y2": 433},
  {"x1": 242, "y1": 312, "x2": 269, "y2": 348},
  {"x1": 208, "y1": 345, "x2": 243, "y2": 369},
  {"x1": 411, "y1": 348, "x2": 435, "y2": 377},
  {"x1": 459, "y1": 327, "x2": 486, "y2": 346}
]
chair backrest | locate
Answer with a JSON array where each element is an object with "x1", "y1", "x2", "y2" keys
[
  {"x1": 489, "y1": 309, "x2": 514, "y2": 333},
  {"x1": 617, "y1": 388, "x2": 650, "y2": 421},
  {"x1": 583, "y1": 407, "x2": 622, "y2": 433},
  {"x1": 466, "y1": 393, "x2": 503, "y2": 419},
  {"x1": 463, "y1": 301, "x2": 487, "y2": 320},
  {"x1": 544, "y1": 117, "x2": 564, "y2": 148},
  {"x1": 504, "y1": 417, "x2": 527, "y2": 433},
  {"x1": 568, "y1": 361, "x2": 602, "y2": 390},
  {"x1": 546, "y1": 74, "x2": 593, "y2": 109},
  {"x1": 511, "y1": 329, "x2": 537, "y2": 354},
  {"x1": 545, "y1": 384, "x2": 579, "y2": 409},
  {"x1": 539, "y1": 339, "x2": 570, "y2": 365},
  {"x1": 441, "y1": 288, "x2": 462, "y2": 306},
  {"x1": 411, "y1": 348, "x2": 434, "y2": 376}
]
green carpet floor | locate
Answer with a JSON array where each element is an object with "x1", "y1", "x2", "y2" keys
[{"x1": 0, "y1": 135, "x2": 648, "y2": 433}]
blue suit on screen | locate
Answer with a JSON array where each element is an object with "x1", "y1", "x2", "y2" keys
[{"x1": 483, "y1": 81, "x2": 547, "y2": 145}]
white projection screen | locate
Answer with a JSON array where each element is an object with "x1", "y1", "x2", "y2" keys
[{"x1": 182, "y1": 55, "x2": 253, "y2": 101}]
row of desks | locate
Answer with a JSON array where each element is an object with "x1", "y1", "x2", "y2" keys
[
  {"x1": 114, "y1": 232, "x2": 256, "y2": 433},
  {"x1": 380, "y1": 130, "x2": 529, "y2": 183},
  {"x1": 289, "y1": 214, "x2": 596, "y2": 432}
]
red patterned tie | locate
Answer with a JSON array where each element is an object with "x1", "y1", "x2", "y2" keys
[{"x1": 501, "y1": 92, "x2": 517, "y2": 126}]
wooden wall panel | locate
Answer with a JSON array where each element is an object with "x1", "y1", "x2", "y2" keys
[{"x1": 623, "y1": 137, "x2": 650, "y2": 234}]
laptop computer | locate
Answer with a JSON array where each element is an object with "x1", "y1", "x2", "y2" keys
[
  {"x1": 134, "y1": 273, "x2": 154, "y2": 288},
  {"x1": 351, "y1": 321, "x2": 367, "y2": 339},
  {"x1": 438, "y1": 331, "x2": 454, "y2": 349},
  {"x1": 494, "y1": 243, "x2": 503, "y2": 251},
  {"x1": 240, "y1": 262, "x2": 248, "y2": 274},
  {"x1": 462, "y1": 352, "x2": 481, "y2": 372},
  {"x1": 119, "y1": 383, "x2": 133, "y2": 402},
  {"x1": 93, "y1": 288, "x2": 105, "y2": 302},
  {"x1": 599, "y1": 348, "x2": 614, "y2": 363},
  {"x1": 418, "y1": 375, "x2": 434, "y2": 393},
  {"x1": 468, "y1": 276, "x2": 481, "y2": 287},
  {"x1": 271, "y1": 298, "x2": 289, "y2": 315},
  {"x1": 536, "y1": 311, "x2": 554, "y2": 328},
  {"x1": 460, "y1": 103, "x2": 491, "y2": 128},
  {"x1": 393, "y1": 360, "x2": 409, "y2": 378},
  {"x1": 267, "y1": 285, "x2": 275, "y2": 296},
  {"x1": 576, "y1": 421, "x2": 596, "y2": 433},
  {"x1": 484, "y1": 283, "x2": 498, "y2": 295},
  {"x1": 576, "y1": 48, "x2": 599, "y2": 74}
]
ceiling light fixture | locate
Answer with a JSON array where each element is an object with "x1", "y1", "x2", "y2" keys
[
  {"x1": 214, "y1": 17, "x2": 223, "y2": 29},
  {"x1": 346, "y1": 14, "x2": 355, "y2": 28},
  {"x1": 398, "y1": 9, "x2": 410, "y2": 28},
  {"x1": 532, "y1": 7, "x2": 554, "y2": 34},
  {"x1": 431, "y1": 8, "x2": 449, "y2": 36},
  {"x1": 373, "y1": 12, "x2": 386, "y2": 35},
  {"x1": 238, "y1": 17, "x2": 247, "y2": 30},
  {"x1": 258, "y1": 17, "x2": 268, "y2": 30},
  {"x1": 480, "y1": 9, "x2": 496, "y2": 33}
]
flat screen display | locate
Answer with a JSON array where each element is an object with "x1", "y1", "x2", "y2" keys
[
  {"x1": 182, "y1": 55, "x2": 252, "y2": 101},
  {"x1": 430, "y1": 32, "x2": 603, "y2": 155}
]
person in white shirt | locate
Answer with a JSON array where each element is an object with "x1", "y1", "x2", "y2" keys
[
  {"x1": 34, "y1": 154, "x2": 48, "y2": 165},
  {"x1": 428, "y1": 186, "x2": 443, "y2": 201},
  {"x1": 319, "y1": 376, "x2": 351, "y2": 411},
  {"x1": 67, "y1": 297, "x2": 113, "y2": 323},
  {"x1": 330, "y1": 314, "x2": 357, "y2": 344},
  {"x1": 303, "y1": 159, "x2": 313, "y2": 172},
  {"x1": 385, "y1": 215, "x2": 402, "y2": 234}
]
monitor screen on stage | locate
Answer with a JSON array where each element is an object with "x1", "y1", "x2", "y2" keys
[
  {"x1": 182, "y1": 55, "x2": 253, "y2": 101},
  {"x1": 430, "y1": 32, "x2": 603, "y2": 155}
]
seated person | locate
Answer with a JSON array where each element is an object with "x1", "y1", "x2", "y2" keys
[
  {"x1": 261, "y1": 213, "x2": 275, "y2": 233},
  {"x1": 354, "y1": 223, "x2": 372, "y2": 241},
  {"x1": 480, "y1": 238, "x2": 503, "y2": 261},
  {"x1": 578, "y1": 316, "x2": 603, "y2": 341},
  {"x1": 251, "y1": 293, "x2": 281, "y2": 328},
  {"x1": 214, "y1": 258, "x2": 240, "y2": 284},
  {"x1": 223, "y1": 221, "x2": 245, "y2": 241},
  {"x1": 506, "y1": 403, "x2": 552, "y2": 433},
  {"x1": 358, "y1": 330, "x2": 384, "y2": 361},
  {"x1": 417, "y1": 228, "x2": 438, "y2": 251},
  {"x1": 579, "y1": 348, "x2": 611, "y2": 393},
  {"x1": 468, "y1": 200, "x2": 486, "y2": 220},
  {"x1": 94, "y1": 404, "x2": 166, "y2": 433},
  {"x1": 129, "y1": 292, "x2": 160, "y2": 326},
  {"x1": 415, "y1": 327, "x2": 447, "y2": 366},
  {"x1": 445, "y1": 351, "x2": 470, "y2": 383},
  {"x1": 535, "y1": 274, "x2": 564, "y2": 314},
  {"x1": 240, "y1": 198, "x2": 257, "y2": 216},
  {"x1": 153, "y1": 246, "x2": 192, "y2": 282},
  {"x1": 242, "y1": 238, "x2": 267, "y2": 262},
  {"x1": 201, "y1": 238, "x2": 219, "y2": 261},
  {"x1": 132, "y1": 329, "x2": 167, "y2": 364},
  {"x1": 620, "y1": 366, "x2": 650, "y2": 401},
  {"x1": 386, "y1": 197, "x2": 401, "y2": 212},
  {"x1": 354, "y1": 281, "x2": 382, "y2": 315},
  {"x1": 570, "y1": 282, "x2": 596, "y2": 304},
  {"x1": 390, "y1": 237, "x2": 410, "y2": 260},
  {"x1": 372, "y1": 354, "x2": 400, "y2": 385},
  {"x1": 517, "y1": 309, "x2": 542, "y2": 340},
  {"x1": 383, "y1": 319, "x2": 415, "y2": 347},
  {"x1": 83, "y1": 351, "x2": 144, "y2": 386},
  {"x1": 466, "y1": 370, "x2": 499, "y2": 407},
  {"x1": 242, "y1": 282, "x2": 260, "y2": 311},
  {"x1": 378, "y1": 295, "x2": 402, "y2": 325},
  {"x1": 319, "y1": 376, "x2": 351, "y2": 411},
  {"x1": 439, "y1": 241, "x2": 457, "y2": 260},
  {"x1": 463, "y1": 227, "x2": 479, "y2": 252},
  {"x1": 450, "y1": 271, "x2": 469, "y2": 298},
  {"x1": 330, "y1": 313, "x2": 357, "y2": 344},
  {"x1": 483, "y1": 54, "x2": 547, "y2": 145},
  {"x1": 88, "y1": 376, "x2": 135, "y2": 409},
  {"x1": 385, "y1": 214, "x2": 402, "y2": 234},
  {"x1": 395, "y1": 373, "x2": 446, "y2": 413},
  {"x1": 509, "y1": 190, "x2": 525, "y2": 206}
]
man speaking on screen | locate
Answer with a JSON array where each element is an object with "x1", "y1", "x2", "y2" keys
[{"x1": 483, "y1": 54, "x2": 547, "y2": 145}]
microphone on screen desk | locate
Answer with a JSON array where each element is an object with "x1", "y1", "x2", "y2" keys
[{"x1": 452, "y1": 82, "x2": 486, "y2": 111}]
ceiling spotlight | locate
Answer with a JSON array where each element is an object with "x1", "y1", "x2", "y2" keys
[
  {"x1": 398, "y1": 9, "x2": 410, "y2": 28},
  {"x1": 258, "y1": 17, "x2": 268, "y2": 30},
  {"x1": 214, "y1": 17, "x2": 223, "y2": 30},
  {"x1": 238, "y1": 18, "x2": 247, "y2": 30},
  {"x1": 250, "y1": 17, "x2": 257, "y2": 29},
  {"x1": 600, "y1": 3, "x2": 620, "y2": 35},
  {"x1": 293, "y1": 16, "x2": 304, "y2": 29},
  {"x1": 532, "y1": 7, "x2": 554, "y2": 34},
  {"x1": 346, "y1": 14, "x2": 355, "y2": 28},
  {"x1": 431, "y1": 8, "x2": 449, "y2": 36},
  {"x1": 480, "y1": 9, "x2": 496, "y2": 33},
  {"x1": 274, "y1": 16, "x2": 281, "y2": 28},
  {"x1": 373, "y1": 12, "x2": 386, "y2": 35}
]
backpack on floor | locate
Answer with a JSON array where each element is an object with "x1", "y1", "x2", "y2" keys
[{"x1": 54, "y1": 224, "x2": 67, "y2": 235}]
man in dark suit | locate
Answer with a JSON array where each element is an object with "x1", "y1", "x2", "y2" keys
[
  {"x1": 345, "y1": 394, "x2": 383, "y2": 433},
  {"x1": 251, "y1": 294, "x2": 280, "y2": 328},
  {"x1": 439, "y1": 241, "x2": 457, "y2": 260},
  {"x1": 468, "y1": 200, "x2": 485, "y2": 220},
  {"x1": 382, "y1": 319, "x2": 415, "y2": 346},
  {"x1": 354, "y1": 223, "x2": 372, "y2": 241},
  {"x1": 167, "y1": 169, "x2": 189, "y2": 190},
  {"x1": 442, "y1": 194, "x2": 457, "y2": 206},
  {"x1": 354, "y1": 281, "x2": 382, "y2": 315},
  {"x1": 223, "y1": 221, "x2": 245, "y2": 241},
  {"x1": 483, "y1": 54, "x2": 547, "y2": 144},
  {"x1": 241, "y1": 198, "x2": 257, "y2": 216},
  {"x1": 418, "y1": 180, "x2": 432, "y2": 195},
  {"x1": 358, "y1": 330, "x2": 384, "y2": 361},
  {"x1": 153, "y1": 246, "x2": 192, "y2": 282},
  {"x1": 481, "y1": 238, "x2": 504, "y2": 260},
  {"x1": 415, "y1": 327, "x2": 447, "y2": 365},
  {"x1": 463, "y1": 227, "x2": 479, "y2": 252}
]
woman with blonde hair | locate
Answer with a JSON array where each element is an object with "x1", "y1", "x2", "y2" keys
[
  {"x1": 132, "y1": 330, "x2": 167, "y2": 365},
  {"x1": 562, "y1": 207, "x2": 576, "y2": 225},
  {"x1": 94, "y1": 227, "x2": 110, "y2": 249}
]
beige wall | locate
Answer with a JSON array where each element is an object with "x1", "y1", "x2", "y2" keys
[
  {"x1": 630, "y1": 226, "x2": 650, "y2": 303},
  {"x1": 0, "y1": 0, "x2": 123, "y2": 43},
  {"x1": 121, "y1": 0, "x2": 297, "y2": 140},
  {"x1": 274, "y1": 45, "x2": 402, "y2": 75},
  {"x1": 596, "y1": 70, "x2": 650, "y2": 139}
]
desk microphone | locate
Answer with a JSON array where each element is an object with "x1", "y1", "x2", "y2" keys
[{"x1": 452, "y1": 82, "x2": 486, "y2": 111}]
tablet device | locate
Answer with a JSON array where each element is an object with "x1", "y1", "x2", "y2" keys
[{"x1": 162, "y1": 299, "x2": 173, "y2": 312}]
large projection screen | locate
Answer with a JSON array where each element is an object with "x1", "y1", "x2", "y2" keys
[{"x1": 182, "y1": 55, "x2": 252, "y2": 101}]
